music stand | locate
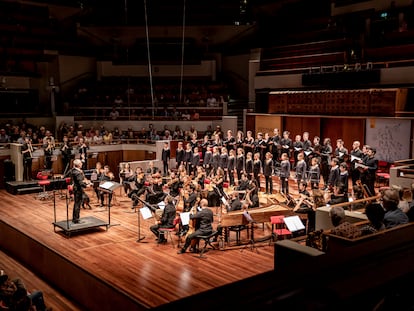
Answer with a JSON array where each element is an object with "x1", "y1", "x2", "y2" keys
[
  {"x1": 97, "y1": 181, "x2": 121, "y2": 227},
  {"x1": 136, "y1": 197, "x2": 158, "y2": 243},
  {"x1": 241, "y1": 211, "x2": 259, "y2": 253}
]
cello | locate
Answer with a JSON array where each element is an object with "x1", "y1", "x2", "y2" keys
[{"x1": 184, "y1": 196, "x2": 201, "y2": 250}]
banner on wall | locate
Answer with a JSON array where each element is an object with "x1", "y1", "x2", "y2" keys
[{"x1": 365, "y1": 118, "x2": 411, "y2": 162}]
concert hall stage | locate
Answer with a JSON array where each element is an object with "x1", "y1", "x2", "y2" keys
[{"x1": 0, "y1": 188, "x2": 277, "y2": 310}]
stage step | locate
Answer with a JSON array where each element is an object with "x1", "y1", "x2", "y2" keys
[{"x1": 16, "y1": 186, "x2": 43, "y2": 195}]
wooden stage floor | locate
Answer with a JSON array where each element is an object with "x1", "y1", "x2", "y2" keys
[{"x1": 0, "y1": 187, "x2": 279, "y2": 310}]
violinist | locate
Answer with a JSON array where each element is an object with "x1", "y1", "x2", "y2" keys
[
  {"x1": 21, "y1": 136, "x2": 33, "y2": 181},
  {"x1": 194, "y1": 166, "x2": 206, "y2": 190},
  {"x1": 78, "y1": 137, "x2": 89, "y2": 170},
  {"x1": 226, "y1": 191, "x2": 242, "y2": 212},
  {"x1": 207, "y1": 167, "x2": 225, "y2": 207},
  {"x1": 130, "y1": 167, "x2": 146, "y2": 208},
  {"x1": 91, "y1": 161, "x2": 103, "y2": 203},
  {"x1": 183, "y1": 183, "x2": 198, "y2": 212},
  {"x1": 146, "y1": 161, "x2": 159, "y2": 176},
  {"x1": 293, "y1": 186, "x2": 325, "y2": 233},
  {"x1": 177, "y1": 198, "x2": 214, "y2": 254},
  {"x1": 166, "y1": 171, "x2": 181, "y2": 198},
  {"x1": 150, "y1": 195, "x2": 177, "y2": 244},
  {"x1": 120, "y1": 162, "x2": 134, "y2": 197},
  {"x1": 43, "y1": 136, "x2": 55, "y2": 170},
  {"x1": 98, "y1": 165, "x2": 114, "y2": 207},
  {"x1": 60, "y1": 135, "x2": 73, "y2": 175},
  {"x1": 146, "y1": 171, "x2": 166, "y2": 205}
]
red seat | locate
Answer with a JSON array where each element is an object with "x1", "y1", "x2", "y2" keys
[{"x1": 270, "y1": 215, "x2": 292, "y2": 240}]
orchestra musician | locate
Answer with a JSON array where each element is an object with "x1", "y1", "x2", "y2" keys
[
  {"x1": 21, "y1": 136, "x2": 33, "y2": 181},
  {"x1": 293, "y1": 187, "x2": 325, "y2": 233},
  {"x1": 166, "y1": 171, "x2": 181, "y2": 198},
  {"x1": 60, "y1": 135, "x2": 73, "y2": 175},
  {"x1": 145, "y1": 170, "x2": 166, "y2": 205},
  {"x1": 183, "y1": 183, "x2": 198, "y2": 213},
  {"x1": 194, "y1": 166, "x2": 206, "y2": 190},
  {"x1": 90, "y1": 161, "x2": 103, "y2": 203},
  {"x1": 78, "y1": 137, "x2": 89, "y2": 170},
  {"x1": 43, "y1": 136, "x2": 54, "y2": 170},
  {"x1": 130, "y1": 166, "x2": 147, "y2": 208},
  {"x1": 207, "y1": 167, "x2": 225, "y2": 207},
  {"x1": 150, "y1": 195, "x2": 177, "y2": 244},
  {"x1": 177, "y1": 198, "x2": 214, "y2": 254},
  {"x1": 146, "y1": 161, "x2": 159, "y2": 176},
  {"x1": 98, "y1": 165, "x2": 115, "y2": 207},
  {"x1": 120, "y1": 162, "x2": 134, "y2": 197},
  {"x1": 69, "y1": 159, "x2": 92, "y2": 224}
]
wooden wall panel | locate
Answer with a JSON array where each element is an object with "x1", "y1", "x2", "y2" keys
[
  {"x1": 320, "y1": 118, "x2": 365, "y2": 149},
  {"x1": 282, "y1": 116, "x2": 321, "y2": 139},
  {"x1": 246, "y1": 115, "x2": 256, "y2": 135}
]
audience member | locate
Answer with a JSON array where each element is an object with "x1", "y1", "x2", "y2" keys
[
  {"x1": 329, "y1": 205, "x2": 361, "y2": 238},
  {"x1": 360, "y1": 202, "x2": 386, "y2": 235},
  {"x1": 0, "y1": 273, "x2": 50, "y2": 311},
  {"x1": 382, "y1": 188, "x2": 409, "y2": 229}
]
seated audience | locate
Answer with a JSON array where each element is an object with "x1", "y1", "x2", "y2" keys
[
  {"x1": 360, "y1": 202, "x2": 386, "y2": 235},
  {"x1": 329, "y1": 206, "x2": 362, "y2": 238},
  {"x1": 0, "y1": 272, "x2": 51, "y2": 311},
  {"x1": 382, "y1": 188, "x2": 409, "y2": 229}
]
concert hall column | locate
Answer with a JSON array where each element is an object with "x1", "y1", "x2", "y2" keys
[{"x1": 10, "y1": 143, "x2": 24, "y2": 182}]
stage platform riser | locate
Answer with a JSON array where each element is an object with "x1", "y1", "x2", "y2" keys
[{"x1": 0, "y1": 220, "x2": 149, "y2": 311}]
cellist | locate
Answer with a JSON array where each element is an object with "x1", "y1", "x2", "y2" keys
[{"x1": 177, "y1": 198, "x2": 214, "y2": 254}]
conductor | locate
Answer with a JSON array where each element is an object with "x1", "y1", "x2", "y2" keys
[{"x1": 70, "y1": 159, "x2": 92, "y2": 224}]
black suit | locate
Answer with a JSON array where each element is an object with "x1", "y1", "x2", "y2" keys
[
  {"x1": 181, "y1": 208, "x2": 214, "y2": 252},
  {"x1": 71, "y1": 167, "x2": 88, "y2": 223}
]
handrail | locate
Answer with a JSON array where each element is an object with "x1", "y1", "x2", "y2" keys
[{"x1": 323, "y1": 194, "x2": 381, "y2": 210}]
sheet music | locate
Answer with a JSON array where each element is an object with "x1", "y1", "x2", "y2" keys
[
  {"x1": 180, "y1": 212, "x2": 190, "y2": 226},
  {"x1": 283, "y1": 216, "x2": 305, "y2": 232},
  {"x1": 99, "y1": 181, "x2": 114, "y2": 190},
  {"x1": 304, "y1": 151, "x2": 312, "y2": 156},
  {"x1": 157, "y1": 201, "x2": 165, "y2": 210},
  {"x1": 140, "y1": 206, "x2": 153, "y2": 220},
  {"x1": 294, "y1": 147, "x2": 302, "y2": 151}
]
